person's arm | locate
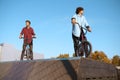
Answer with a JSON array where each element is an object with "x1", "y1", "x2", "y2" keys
[
  {"x1": 19, "y1": 28, "x2": 24, "y2": 38},
  {"x1": 31, "y1": 28, "x2": 36, "y2": 37},
  {"x1": 71, "y1": 18, "x2": 77, "y2": 25},
  {"x1": 84, "y1": 17, "x2": 92, "y2": 32}
]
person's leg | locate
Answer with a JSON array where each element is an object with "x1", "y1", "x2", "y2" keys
[
  {"x1": 21, "y1": 43, "x2": 27, "y2": 60},
  {"x1": 29, "y1": 41, "x2": 33, "y2": 60},
  {"x1": 72, "y1": 34, "x2": 79, "y2": 57}
]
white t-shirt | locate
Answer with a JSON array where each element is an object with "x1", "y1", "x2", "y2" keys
[{"x1": 72, "y1": 14, "x2": 89, "y2": 37}]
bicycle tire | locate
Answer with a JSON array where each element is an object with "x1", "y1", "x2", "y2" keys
[
  {"x1": 81, "y1": 40, "x2": 92, "y2": 58},
  {"x1": 26, "y1": 49, "x2": 30, "y2": 60}
]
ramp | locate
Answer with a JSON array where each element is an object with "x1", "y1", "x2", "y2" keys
[{"x1": 0, "y1": 58, "x2": 118, "y2": 80}]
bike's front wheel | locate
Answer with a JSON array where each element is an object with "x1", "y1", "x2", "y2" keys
[
  {"x1": 81, "y1": 40, "x2": 92, "y2": 58},
  {"x1": 26, "y1": 49, "x2": 30, "y2": 60}
]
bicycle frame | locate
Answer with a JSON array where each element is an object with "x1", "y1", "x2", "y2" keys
[
  {"x1": 76, "y1": 23, "x2": 88, "y2": 42},
  {"x1": 77, "y1": 23, "x2": 88, "y2": 35},
  {"x1": 81, "y1": 29, "x2": 87, "y2": 42}
]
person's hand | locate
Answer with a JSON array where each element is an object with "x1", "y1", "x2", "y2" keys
[
  {"x1": 19, "y1": 36, "x2": 22, "y2": 39},
  {"x1": 32, "y1": 35, "x2": 36, "y2": 38},
  {"x1": 87, "y1": 27, "x2": 92, "y2": 32},
  {"x1": 19, "y1": 35, "x2": 22, "y2": 39}
]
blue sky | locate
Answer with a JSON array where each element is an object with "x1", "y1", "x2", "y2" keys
[{"x1": 0, "y1": 0, "x2": 120, "y2": 58}]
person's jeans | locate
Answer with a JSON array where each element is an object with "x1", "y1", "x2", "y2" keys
[
  {"x1": 72, "y1": 34, "x2": 79, "y2": 57},
  {"x1": 20, "y1": 41, "x2": 33, "y2": 60}
]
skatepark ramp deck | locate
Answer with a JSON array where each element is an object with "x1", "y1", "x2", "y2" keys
[{"x1": 0, "y1": 58, "x2": 118, "y2": 80}]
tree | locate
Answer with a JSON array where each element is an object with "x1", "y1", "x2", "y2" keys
[
  {"x1": 112, "y1": 55, "x2": 120, "y2": 66},
  {"x1": 57, "y1": 53, "x2": 69, "y2": 58},
  {"x1": 91, "y1": 51, "x2": 111, "y2": 64}
]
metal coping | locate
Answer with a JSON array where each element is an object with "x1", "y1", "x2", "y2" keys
[{"x1": 0, "y1": 57, "x2": 81, "y2": 63}]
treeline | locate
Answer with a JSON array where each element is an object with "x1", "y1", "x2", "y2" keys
[{"x1": 56, "y1": 51, "x2": 120, "y2": 66}]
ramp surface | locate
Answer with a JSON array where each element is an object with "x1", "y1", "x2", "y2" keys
[{"x1": 0, "y1": 58, "x2": 118, "y2": 80}]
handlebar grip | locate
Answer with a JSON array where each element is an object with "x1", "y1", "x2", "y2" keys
[
  {"x1": 32, "y1": 37, "x2": 36, "y2": 38},
  {"x1": 19, "y1": 37, "x2": 24, "y2": 39}
]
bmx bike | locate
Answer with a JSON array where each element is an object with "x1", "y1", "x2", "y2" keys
[
  {"x1": 20, "y1": 37, "x2": 36, "y2": 60},
  {"x1": 76, "y1": 23, "x2": 92, "y2": 58}
]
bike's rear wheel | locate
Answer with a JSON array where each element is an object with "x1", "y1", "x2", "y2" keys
[{"x1": 80, "y1": 40, "x2": 92, "y2": 58}]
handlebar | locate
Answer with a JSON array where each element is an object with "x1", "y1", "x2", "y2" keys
[{"x1": 20, "y1": 37, "x2": 36, "y2": 39}]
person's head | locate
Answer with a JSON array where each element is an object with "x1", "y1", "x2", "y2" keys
[
  {"x1": 25, "y1": 20, "x2": 31, "y2": 27},
  {"x1": 76, "y1": 7, "x2": 84, "y2": 15}
]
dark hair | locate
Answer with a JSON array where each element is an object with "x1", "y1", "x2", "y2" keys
[
  {"x1": 25, "y1": 20, "x2": 31, "y2": 24},
  {"x1": 76, "y1": 7, "x2": 84, "y2": 14}
]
